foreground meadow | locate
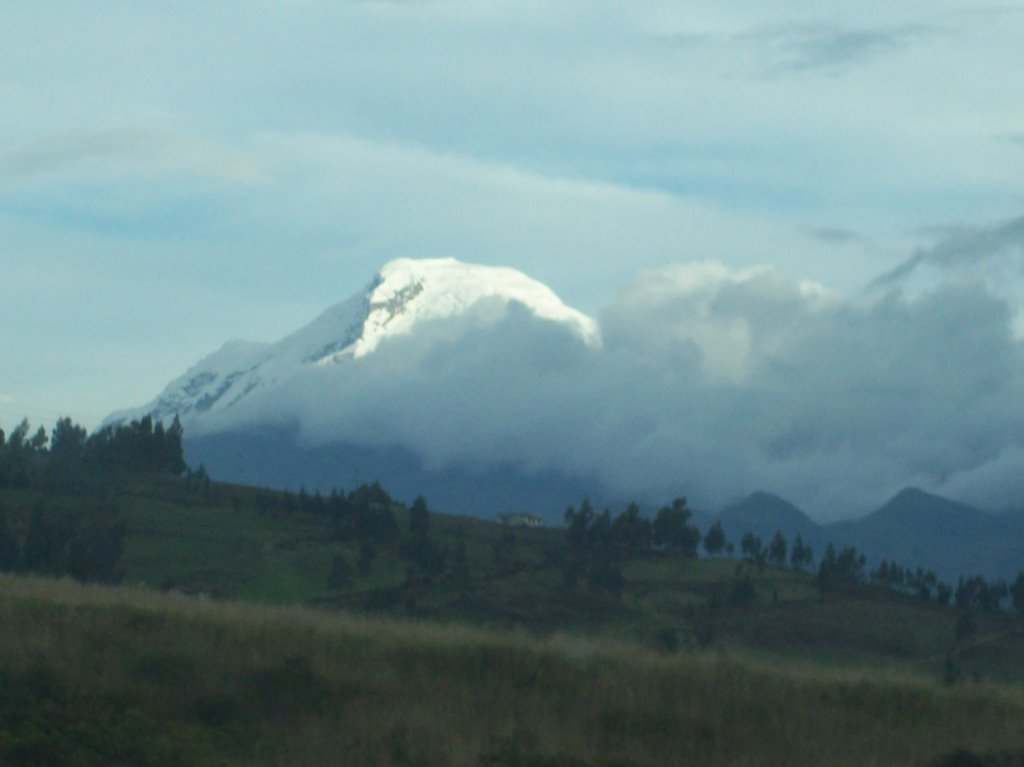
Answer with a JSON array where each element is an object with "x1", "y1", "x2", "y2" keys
[{"x1": 1, "y1": 573, "x2": 1022, "y2": 767}]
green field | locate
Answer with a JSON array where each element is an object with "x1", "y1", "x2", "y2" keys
[{"x1": 2, "y1": 472, "x2": 1024, "y2": 765}]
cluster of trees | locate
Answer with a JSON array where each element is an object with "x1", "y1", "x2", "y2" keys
[
  {"x1": 833, "y1": 552, "x2": 1024, "y2": 616},
  {"x1": 250, "y1": 483, "x2": 469, "y2": 597},
  {"x1": 815, "y1": 543, "x2": 867, "y2": 593},
  {"x1": 871, "y1": 560, "x2": 948, "y2": 602},
  {"x1": 0, "y1": 414, "x2": 186, "y2": 584},
  {"x1": 562, "y1": 498, "x2": 701, "y2": 594},
  {"x1": 0, "y1": 499, "x2": 126, "y2": 583},
  {"x1": 717, "y1": 528, "x2": 815, "y2": 572},
  {"x1": 564, "y1": 498, "x2": 701, "y2": 555},
  {"x1": 558, "y1": 500, "x2": 1024, "y2": 617},
  {"x1": 0, "y1": 415, "x2": 186, "y2": 491},
  {"x1": 253, "y1": 481, "x2": 401, "y2": 545},
  {"x1": 954, "y1": 574, "x2": 1024, "y2": 614}
]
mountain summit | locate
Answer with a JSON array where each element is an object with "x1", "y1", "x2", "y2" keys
[{"x1": 106, "y1": 257, "x2": 599, "y2": 431}]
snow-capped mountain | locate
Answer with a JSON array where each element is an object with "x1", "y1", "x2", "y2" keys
[{"x1": 106, "y1": 257, "x2": 599, "y2": 432}]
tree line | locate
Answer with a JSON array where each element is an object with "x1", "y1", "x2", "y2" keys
[
  {"x1": 0, "y1": 414, "x2": 187, "y2": 491},
  {"x1": 0, "y1": 414, "x2": 188, "y2": 584},
  {"x1": 559, "y1": 496, "x2": 1024, "y2": 616}
]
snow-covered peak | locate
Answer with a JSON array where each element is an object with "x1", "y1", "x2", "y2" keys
[
  {"x1": 106, "y1": 257, "x2": 599, "y2": 431},
  {"x1": 313, "y1": 257, "x2": 599, "y2": 363}
]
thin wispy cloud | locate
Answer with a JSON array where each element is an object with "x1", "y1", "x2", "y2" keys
[
  {"x1": 745, "y1": 22, "x2": 935, "y2": 74},
  {"x1": 806, "y1": 227, "x2": 864, "y2": 245},
  {"x1": 1, "y1": 130, "x2": 266, "y2": 185},
  {"x1": 868, "y1": 214, "x2": 1024, "y2": 290},
  {"x1": 661, "y1": 20, "x2": 936, "y2": 75}
]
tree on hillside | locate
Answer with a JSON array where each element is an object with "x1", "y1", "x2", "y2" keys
[
  {"x1": 8, "y1": 419, "x2": 29, "y2": 452},
  {"x1": 166, "y1": 415, "x2": 187, "y2": 476},
  {"x1": 652, "y1": 498, "x2": 700, "y2": 556},
  {"x1": 29, "y1": 425, "x2": 48, "y2": 453},
  {"x1": 409, "y1": 496, "x2": 430, "y2": 540},
  {"x1": 0, "y1": 502, "x2": 18, "y2": 572},
  {"x1": 50, "y1": 417, "x2": 86, "y2": 461},
  {"x1": 790, "y1": 534, "x2": 813, "y2": 570},
  {"x1": 740, "y1": 532, "x2": 763, "y2": 561},
  {"x1": 768, "y1": 531, "x2": 788, "y2": 568},
  {"x1": 955, "y1": 575, "x2": 1007, "y2": 613},
  {"x1": 612, "y1": 502, "x2": 652, "y2": 550},
  {"x1": 1011, "y1": 572, "x2": 1024, "y2": 616},
  {"x1": 564, "y1": 499, "x2": 595, "y2": 549},
  {"x1": 816, "y1": 543, "x2": 865, "y2": 594},
  {"x1": 589, "y1": 509, "x2": 614, "y2": 550},
  {"x1": 703, "y1": 521, "x2": 726, "y2": 556},
  {"x1": 49, "y1": 417, "x2": 88, "y2": 488},
  {"x1": 5, "y1": 419, "x2": 33, "y2": 487}
]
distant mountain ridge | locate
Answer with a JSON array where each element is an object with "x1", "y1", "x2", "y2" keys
[
  {"x1": 717, "y1": 491, "x2": 818, "y2": 543},
  {"x1": 707, "y1": 487, "x2": 1023, "y2": 581}
]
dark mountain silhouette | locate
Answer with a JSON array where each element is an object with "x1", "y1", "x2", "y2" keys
[
  {"x1": 716, "y1": 491, "x2": 820, "y2": 544},
  {"x1": 825, "y1": 487, "x2": 1021, "y2": 581},
  {"x1": 700, "y1": 487, "x2": 1023, "y2": 581}
]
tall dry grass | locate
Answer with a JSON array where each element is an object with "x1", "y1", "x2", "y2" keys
[{"x1": 0, "y1": 573, "x2": 1022, "y2": 766}]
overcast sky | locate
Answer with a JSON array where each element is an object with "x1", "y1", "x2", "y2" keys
[{"x1": 3, "y1": 1, "x2": 1024, "y2": 510}]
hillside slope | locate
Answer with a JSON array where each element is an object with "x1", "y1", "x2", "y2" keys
[{"x1": 1, "y1": 574, "x2": 1023, "y2": 767}]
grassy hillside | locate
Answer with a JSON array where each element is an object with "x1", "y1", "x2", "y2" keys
[
  {"x1": 3, "y1": 474, "x2": 1024, "y2": 686},
  {"x1": 2, "y1": 573, "x2": 1024, "y2": 767}
]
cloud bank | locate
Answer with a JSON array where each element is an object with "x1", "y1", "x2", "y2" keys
[{"x1": 203, "y1": 262, "x2": 1024, "y2": 521}]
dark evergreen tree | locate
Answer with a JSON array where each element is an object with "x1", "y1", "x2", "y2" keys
[
  {"x1": 1011, "y1": 572, "x2": 1024, "y2": 616},
  {"x1": 8, "y1": 419, "x2": 29, "y2": 451},
  {"x1": 589, "y1": 509, "x2": 614, "y2": 550},
  {"x1": 740, "y1": 531, "x2": 763, "y2": 561},
  {"x1": 48, "y1": 416, "x2": 89, "y2": 489},
  {"x1": 816, "y1": 543, "x2": 865, "y2": 594},
  {"x1": 611, "y1": 502, "x2": 651, "y2": 550},
  {"x1": 652, "y1": 498, "x2": 700, "y2": 556},
  {"x1": 564, "y1": 499, "x2": 594, "y2": 549},
  {"x1": 703, "y1": 520, "x2": 727, "y2": 556},
  {"x1": 166, "y1": 415, "x2": 187, "y2": 475},
  {"x1": 768, "y1": 531, "x2": 788, "y2": 568},
  {"x1": 50, "y1": 417, "x2": 87, "y2": 464},
  {"x1": 936, "y1": 582, "x2": 953, "y2": 606},
  {"x1": 0, "y1": 502, "x2": 19, "y2": 572},
  {"x1": 29, "y1": 425, "x2": 48, "y2": 453},
  {"x1": 409, "y1": 496, "x2": 431, "y2": 540}
]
